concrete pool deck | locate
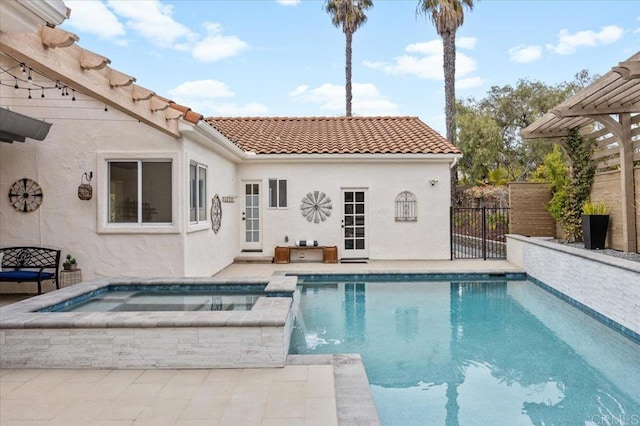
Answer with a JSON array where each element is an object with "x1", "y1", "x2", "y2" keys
[{"x1": 0, "y1": 259, "x2": 522, "y2": 425}]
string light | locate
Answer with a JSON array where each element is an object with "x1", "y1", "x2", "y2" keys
[{"x1": 1, "y1": 63, "x2": 80, "y2": 102}]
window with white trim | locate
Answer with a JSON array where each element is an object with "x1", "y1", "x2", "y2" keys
[
  {"x1": 190, "y1": 162, "x2": 207, "y2": 222},
  {"x1": 108, "y1": 160, "x2": 172, "y2": 224},
  {"x1": 268, "y1": 179, "x2": 287, "y2": 208}
]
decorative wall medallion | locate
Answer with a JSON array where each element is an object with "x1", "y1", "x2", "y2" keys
[
  {"x1": 211, "y1": 194, "x2": 222, "y2": 234},
  {"x1": 300, "y1": 191, "x2": 332, "y2": 223},
  {"x1": 9, "y1": 178, "x2": 43, "y2": 212}
]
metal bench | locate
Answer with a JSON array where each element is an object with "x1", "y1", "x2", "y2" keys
[{"x1": 0, "y1": 246, "x2": 61, "y2": 294}]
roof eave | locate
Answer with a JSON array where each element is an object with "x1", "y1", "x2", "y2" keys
[{"x1": 239, "y1": 152, "x2": 462, "y2": 163}]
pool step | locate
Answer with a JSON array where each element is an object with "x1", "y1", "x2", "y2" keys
[{"x1": 233, "y1": 256, "x2": 274, "y2": 264}]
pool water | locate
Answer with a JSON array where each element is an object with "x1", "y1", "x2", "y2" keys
[
  {"x1": 57, "y1": 291, "x2": 263, "y2": 312},
  {"x1": 289, "y1": 278, "x2": 640, "y2": 426}
]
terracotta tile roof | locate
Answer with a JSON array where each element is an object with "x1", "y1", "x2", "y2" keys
[
  {"x1": 204, "y1": 116, "x2": 460, "y2": 155},
  {"x1": 169, "y1": 103, "x2": 203, "y2": 124}
]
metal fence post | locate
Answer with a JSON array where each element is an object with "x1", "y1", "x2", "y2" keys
[{"x1": 482, "y1": 207, "x2": 487, "y2": 260}]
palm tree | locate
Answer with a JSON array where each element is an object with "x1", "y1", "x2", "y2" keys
[
  {"x1": 325, "y1": 0, "x2": 373, "y2": 116},
  {"x1": 418, "y1": 0, "x2": 474, "y2": 202}
]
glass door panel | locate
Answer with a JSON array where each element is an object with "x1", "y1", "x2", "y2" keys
[{"x1": 342, "y1": 189, "x2": 368, "y2": 258}]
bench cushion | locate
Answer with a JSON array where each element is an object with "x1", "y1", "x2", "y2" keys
[{"x1": 0, "y1": 270, "x2": 55, "y2": 282}]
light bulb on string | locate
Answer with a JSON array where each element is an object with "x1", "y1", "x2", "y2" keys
[
  {"x1": 72, "y1": 89, "x2": 76, "y2": 101},
  {"x1": 41, "y1": 88, "x2": 45, "y2": 98},
  {"x1": 20, "y1": 63, "x2": 25, "y2": 74},
  {"x1": 28, "y1": 89, "x2": 32, "y2": 99},
  {"x1": 14, "y1": 77, "x2": 19, "y2": 91},
  {"x1": 27, "y1": 68, "x2": 32, "y2": 82}
]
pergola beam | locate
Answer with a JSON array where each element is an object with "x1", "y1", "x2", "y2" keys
[{"x1": 596, "y1": 113, "x2": 638, "y2": 253}]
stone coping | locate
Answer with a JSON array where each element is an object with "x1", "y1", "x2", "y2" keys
[
  {"x1": 507, "y1": 234, "x2": 640, "y2": 274},
  {"x1": 0, "y1": 276, "x2": 297, "y2": 329},
  {"x1": 288, "y1": 354, "x2": 381, "y2": 426}
]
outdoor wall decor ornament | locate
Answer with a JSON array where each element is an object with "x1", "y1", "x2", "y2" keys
[
  {"x1": 300, "y1": 191, "x2": 332, "y2": 223},
  {"x1": 9, "y1": 178, "x2": 43, "y2": 212},
  {"x1": 211, "y1": 194, "x2": 222, "y2": 234}
]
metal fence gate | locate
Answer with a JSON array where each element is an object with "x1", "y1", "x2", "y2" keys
[{"x1": 451, "y1": 207, "x2": 510, "y2": 260}]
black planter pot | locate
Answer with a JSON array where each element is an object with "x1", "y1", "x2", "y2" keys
[{"x1": 582, "y1": 214, "x2": 609, "y2": 250}]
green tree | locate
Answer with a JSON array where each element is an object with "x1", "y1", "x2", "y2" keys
[
  {"x1": 325, "y1": 0, "x2": 373, "y2": 117},
  {"x1": 456, "y1": 71, "x2": 595, "y2": 182},
  {"x1": 456, "y1": 101, "x2": 503, "y2": 184}
]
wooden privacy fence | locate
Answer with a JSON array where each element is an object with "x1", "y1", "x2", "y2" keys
[{"x1": 508, "y1": 183, "x2": 555, "y2": 237}]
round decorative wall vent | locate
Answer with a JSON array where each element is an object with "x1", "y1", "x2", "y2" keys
[{"x1": 300, "y1": 191, "x2": 332, "y2": 223}]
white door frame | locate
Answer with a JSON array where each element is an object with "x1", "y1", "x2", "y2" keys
[
  {"x1": 341, "y1": 188, "x2": 368, "y2": 259},
  {"x1": 241, "y1": 181, "x2": 262, "y2": 252}
]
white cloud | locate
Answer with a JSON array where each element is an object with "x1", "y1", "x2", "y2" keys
[
  {"x1": 546, "y1": 25, "x2": 624, "y2": 55},
  {"x1": 457, "y1": 77, "x2": 485, "y2": 90},
  {"x1": 457, "y1": 37, "x2": 477, "y2": 49},
  {"x1": 67, "y1": 1, "x2": 248, "y2": 62},
  {"x1": 276, "y1": 0, "x2": 301, "y2": 5},
  {"x1": 168, "y1": 80, "x2": 235, "y2": 99},
  {"x1": 405, "y1": 40, "x2": 442, "y2": 56},
  {"x1": 107, "y1": 0, "x2": 196, "y2": 48},
  {"x1": 289, "y1": 83, "x2": 399, "y2": 116},
  {"x1": 364, "y1": 38, "x2": 478, "y2": 81},
  {"x1": 168, "y1": 80, "x2": 265, "y2": 116},
  {"x1": 508, "y1": 45, "x2": 542, "y2": 63},
  {"x1": 65, "y1": 0, "x2": 125, "y2": 39},
  {"x1": 192, "y1": 23, "x2": 249, "y2": 62}
]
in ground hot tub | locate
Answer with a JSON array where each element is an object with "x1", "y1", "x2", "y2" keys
[{"x1": 0, "y1": 276, "x2": 297, "y2": 369}]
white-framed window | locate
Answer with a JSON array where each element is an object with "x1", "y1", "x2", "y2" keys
[
  {"x1": 268, "y1": 178, "x2": 287, "y2": 208},
  {"x1": 108, "y1": 160, "x2": 172, "y2": 224},
  {"x1": 190, "y1": 162, "x2": 207, "y2": 223}
]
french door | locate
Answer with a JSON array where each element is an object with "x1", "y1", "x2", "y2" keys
[
  {"x1": 342, "y1": 189, "x2": 368, "y2": 258},
  {"x1": 242, "y1": 181, "x2": 262, "y2": 251}
]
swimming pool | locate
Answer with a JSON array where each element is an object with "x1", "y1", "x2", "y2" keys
[
  {"x1": 38, "y1": 284, "x2": 288, "y2": 312},
  {"x1": 289, "y1": 275, "x2": 640, "y2": 426}
]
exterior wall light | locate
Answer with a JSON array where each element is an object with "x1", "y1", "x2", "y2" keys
[{"x1": 78, "y1": 171, "x2": 93, "y2": 200}]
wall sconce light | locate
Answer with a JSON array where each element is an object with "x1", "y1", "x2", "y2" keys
[
  {"x1": 429, "y1": 179, "x2": 439, "y2": 186},
  {"x1": 78, "y1": 171, "x2": 93, "y2": 200}
]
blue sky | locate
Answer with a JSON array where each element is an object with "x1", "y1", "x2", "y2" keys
[{"x1": 61, "y1": 0, "x2": 640, "y2": 135}]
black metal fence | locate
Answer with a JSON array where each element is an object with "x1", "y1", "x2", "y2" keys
[{"x1": 451, "y1": 207, "x2": 510, "y2": 260}]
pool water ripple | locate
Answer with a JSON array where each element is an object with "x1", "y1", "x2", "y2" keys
[{"x1": 289, "y1": 279, "x2": 640, "y2": 426}]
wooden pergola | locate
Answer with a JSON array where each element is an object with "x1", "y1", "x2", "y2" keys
[{"x1": 522, "y1": 52, "x2": 640, "y2": 253}]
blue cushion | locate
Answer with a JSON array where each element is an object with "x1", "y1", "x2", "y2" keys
[{"x1": 0, "y1": 271, "x2": 54, "y2": 281}]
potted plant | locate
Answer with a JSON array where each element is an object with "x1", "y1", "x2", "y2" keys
[
  {"x1": 581, "y1": 201, "x2": 609, "y2": 250},
  {"x1": 63, "y1": 254, "x2": 77, "y2": 271}
]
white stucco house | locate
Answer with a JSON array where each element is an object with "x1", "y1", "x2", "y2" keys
[{"x1": 0, "y1": 1, "x2": 461, "y2": 291}]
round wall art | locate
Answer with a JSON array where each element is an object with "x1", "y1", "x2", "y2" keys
[
  {"x1": 211, "y1": 194, "x2": 222, "y2": 234},
  {"x1": 300, "y1": 191, "x2": 332, "y2": 223},
  {"x1": 9, "y1": 178, "x2": 43, "y2": 212}
]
